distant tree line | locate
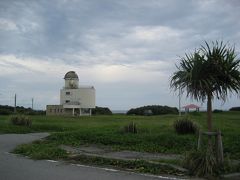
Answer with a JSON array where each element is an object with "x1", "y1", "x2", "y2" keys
[
  {"x1": 92, "y1": 106, "x2": 112, "y2": 115},
  {"x1": 229, "y1": 107, "x2": 240, "y2": 111},
  {"x1": 127, "y1": 105, "x2": 178, "y2": 115},
  {"x1": 213, "y1": 107, "x2": 240, "y2": 112},
  {"x1": 0, "y1": 105, "x2": 45, "y2": 115}
]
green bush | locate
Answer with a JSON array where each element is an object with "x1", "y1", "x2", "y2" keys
[
  {"x1": 229, "y1": 107, "x2": 240, "y2": 111},
  {"x1": 0, "y1": 109, "x2": 12, "y2": 115},
  {"x1": 213, "y1": 109, "x2": 223, "y2": 113},
  {"x1": 127, "y1": 105, "x2": 178, "y2": 115},
  {"x1": 92, "y1": 106, "x2": 112, "y2": 115},
  {"x1": 174, "y1": 117, "x2": 198, "y2": 134},
  {"x1": 183, "y1": 148, "x2": 218, "y2": 177},
  {"x1": 13, "y1": 140, "x2": 67, "y2": 160},
  {"x1": 0, "y1": 105, "x2": 45, "y2": 115},
  {"x1": 123, "y1": 122, "x2": 138, "y2": 134},
  {"x1": 10, "y1": 115, "x2": 32, "y2": 127}
]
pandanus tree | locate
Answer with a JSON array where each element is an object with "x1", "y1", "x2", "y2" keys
[{"x1": 171, "y1": 41, "x2": 240, "y2": 132}]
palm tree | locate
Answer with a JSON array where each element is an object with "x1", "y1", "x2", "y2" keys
[{"x1": 171, "y1": 41, "x2": 240, "y2": 132}]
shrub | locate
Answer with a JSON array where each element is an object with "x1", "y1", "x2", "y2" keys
[
  {"x1": 174, "y1": 117, "x2": 198, "y2": 134},
  {"x1": 123, "y1": 122, "x2": 137, "y2": 134},
  {"x1": 127, "y1": 105, "x2": 178, "y2": 115},
  {"x1": 0, "y1": 109, "x2": 12, "y2": 115},
  {"x1": 10, "y1": 115, "x2": 32, "y2": 127},
  {"x1": 213, "y1": 109, "x2": 223, "y2": 113},
  {"x1": 92, "y1": 106, "x2": 112, "y2": 115},
  {"x1": 13, "y1": 141, "x2": 67, "y2": 160},
  {"x1": 0, "y1": 105, "x2": 45, "y2": 115},
  {"x1": 183, "y1": 148, "x2": 218, "y2": 177},
  {"x1": 229, "y1": 107, "x2": 240, "y2": 111}
]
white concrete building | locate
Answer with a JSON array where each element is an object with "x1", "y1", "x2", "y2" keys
[{"x1": 46, "y1": 71, "x2": 95, "y2": 116}]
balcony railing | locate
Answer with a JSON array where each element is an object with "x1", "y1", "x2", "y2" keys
[{"x1": 64, "y1": 101, "x2": 81, "y2": 105}]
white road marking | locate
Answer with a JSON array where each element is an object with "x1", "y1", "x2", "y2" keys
[
  {"x1": 42, "y1": 159, "x2": 186, "y2": 179},
  {"x1": 70, "y1": 163, "x2": 185, "y2": 180},
  {"x1": 72, "y1": 164, "x2": 118, "y2": 172},
  {"x1": 46, "y1": 160, "x2": 58, "y2": 163},
  {"x1": 101, "y1": 168, "x2": 119, "y2": 172},
  {"x1": 132, "y1": 172, "x2": 186, "y2": 180},
  {"x1": 71, "y1": 163, "x2": 120, "y2": 172}
]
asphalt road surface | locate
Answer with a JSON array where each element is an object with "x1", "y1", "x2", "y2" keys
[{"x1": 0, "y1": 133, "x2": 180, "y2": 180}]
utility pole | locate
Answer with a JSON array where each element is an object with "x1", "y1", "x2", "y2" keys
[
  {"x1": 14, "y1": 94, "x2": 17, "y2": 114},
  {"x1": 31, "y1": 98, "x2": 34, "y2": 110}
]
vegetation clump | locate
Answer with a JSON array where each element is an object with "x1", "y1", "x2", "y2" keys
[
  {"x1": 174, "y1": 117, "x2": 198, "y2": 134},
  {"x1": 92, "y1": 106, "x2": 112, "y2": 115},
  {"x1": 183, "y1": 148, "x2": 219, "y2": 177},
  {"x1": 123, "y1": 122, "x2": 138, "y2": 134},
  {"x1": 213, "y1": 109, "x2": 223, "y2": 113},
  {"x1": 69, "y1": 155, "x2": 186, "y2": 176},
  {"x1": 10, "y1": 115, "x2": 32, "y2": 127},
  {"x1": 13, "y1": 140, "x2": 67, "y2": 159},
  {"x1": 0, "y1": 105, "x2": 45, "y2": 115},
  {"x1": 229, "y1": 107, "x2": 240, "y2": 111},
  {"x1": 127, "y1": 105, "x2": 178, "y2": 115}
]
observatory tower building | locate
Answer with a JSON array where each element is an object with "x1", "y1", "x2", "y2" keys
[{"x1": 46, "y1": 71, "x2": 95, "y2": 116}]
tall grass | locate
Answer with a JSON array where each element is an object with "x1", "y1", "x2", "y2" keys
[{"x1": 183, "y1": 148, "x2": 218, "y2": 177}]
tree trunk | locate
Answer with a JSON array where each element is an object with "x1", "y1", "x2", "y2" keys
[
  {"x1": 207, "y1": 94, "x2": 213, "y2": 146},
  {"x1": 207, "y1": 94, "x2": 212, "y2": 132}
]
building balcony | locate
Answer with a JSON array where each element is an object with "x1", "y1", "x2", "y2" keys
[{"x1": 63, "y1": 101, "x2": 81, "y2": 109}]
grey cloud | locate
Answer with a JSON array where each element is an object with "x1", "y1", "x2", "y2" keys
[{"x1": 0, "y1": 0, "x2": 240, "y2": 110}]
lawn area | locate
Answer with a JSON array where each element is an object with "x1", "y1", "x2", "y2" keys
[{"x1": 0, "y1": 112, "x2": 240, "y2": 159}]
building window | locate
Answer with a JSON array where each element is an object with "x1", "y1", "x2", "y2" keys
[
  {"x1": 49, "y1": 109, "x2": 52, "y2": 113},
  {"x1": 66, "y1": 92, "x2": 70, "y2": 95},
  {"x1": 65, "y1": 100, "x2": 70, "y2": 103}
]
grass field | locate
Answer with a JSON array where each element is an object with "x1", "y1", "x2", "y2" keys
[{"x1": 0, "y1": 111, "x2": 240, "y2": 160}]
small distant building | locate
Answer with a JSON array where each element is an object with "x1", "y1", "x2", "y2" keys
[
  {"x1": 183, "y1": 104, "x2": 200, "y2": 113},
  {"x1": 46, "y1": 71, "x2": 95, "y2": 116},
  {"x1": 144, "y1": 109, "x2": 153, "y2": 116}
]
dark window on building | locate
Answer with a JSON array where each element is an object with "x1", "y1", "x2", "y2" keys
[
  {"x1": 66, "y1": 100, "x2": 70, "y2": 103},
  {"x1": 66, "y1": 92, "x2": 70, "y2": 95},
  {"x1": 49, "y1": 109, "x2": 52, "y2": 113}
]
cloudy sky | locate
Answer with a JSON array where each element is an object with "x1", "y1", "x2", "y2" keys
[{"x1": 0, "y1": 0, "x2": 240, "y2": 111}]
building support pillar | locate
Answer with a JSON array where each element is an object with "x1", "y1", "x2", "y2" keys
[
  {"x1": 72, "y1": 108, "x2": 75, "y2": 116},
  {"x1": 79, "y1": 108, "x2": 81, "y2": 116},
  {"x1": 89, "y1": 109, "x2": 92, "y2": 116}
]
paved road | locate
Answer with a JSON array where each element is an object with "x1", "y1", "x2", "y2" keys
[{"x1": 0, "y1": 133, "x2": 180, "y2": 180}]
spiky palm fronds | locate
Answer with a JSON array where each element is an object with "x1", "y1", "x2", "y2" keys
[{"x1": 171, "y1": 41, "x2": 240, "y2": 102}]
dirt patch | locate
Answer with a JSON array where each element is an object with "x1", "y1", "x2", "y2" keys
[{"x1": 61, "y1": 144, "x2": 182, "y2": 161}]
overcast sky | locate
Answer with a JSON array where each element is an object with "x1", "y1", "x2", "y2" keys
[{"x1": 0, "y1": 0, "x2": 240, "y2": 111}]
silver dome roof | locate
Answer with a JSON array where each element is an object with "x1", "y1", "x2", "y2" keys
[{"x1": 64, "y1": 71, "x2": 79, "y2": 79}]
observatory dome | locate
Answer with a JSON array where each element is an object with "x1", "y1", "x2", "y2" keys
[{"x1": 64, "y1": 71, "x2": 79, "y2": 79}]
